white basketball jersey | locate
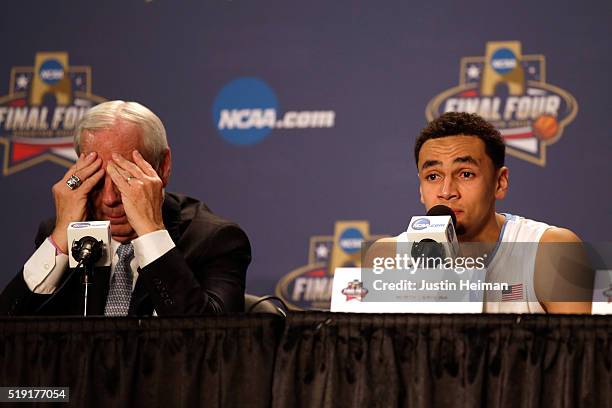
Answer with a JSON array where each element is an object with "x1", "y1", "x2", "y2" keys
[
  {"x1": 483, "y1": 213, "x2": 553, "y2": 313},
  {"x1": 395, "y1": 213, "x2": 554, "y2": 313}
]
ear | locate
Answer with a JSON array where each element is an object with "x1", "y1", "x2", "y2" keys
[
  {"x1": 159, "y1": 148, "x2": 172, "y2": 187},
  {"x1": 419, "y1": 178, "x2": 425, "y2": 204},
  {"x1": 494, "y1": 166, "x2": 509, "y2": 200}
]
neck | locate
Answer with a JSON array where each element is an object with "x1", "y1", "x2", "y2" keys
[{"x1": 458, "y1": 212, "x2": 505, "y2": 243}]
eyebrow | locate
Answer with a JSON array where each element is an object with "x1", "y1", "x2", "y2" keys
[
  {"x1": 454, "y1": 155, "x2": 479, "y2": 166},
  {"x1": 420, "y1": 156, "x2": 479, "y2": 171},
  {"x1": 421, "y1": 160, "x2": 442, "y2": 170}
]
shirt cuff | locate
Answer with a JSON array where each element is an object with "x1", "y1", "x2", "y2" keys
[
  {"x1": 132, "y1": 229, "x2": 176, "y2": 268},
  {"x1": 23, "y1": 238, "x2": 69, "y2": 294}
]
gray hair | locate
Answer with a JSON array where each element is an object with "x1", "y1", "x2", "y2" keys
[{"x1": 75, "y1": 100, "x2": 168, "y2": 168}]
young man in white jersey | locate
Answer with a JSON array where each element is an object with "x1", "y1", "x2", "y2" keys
[{"x1": 412, "y1": 112, "x2": 592, "y2": 314}]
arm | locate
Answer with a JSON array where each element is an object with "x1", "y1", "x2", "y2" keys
[
  {"x1": 0, "y1": 222, "x2": 68, "y2": 315},
  {"x1": 363, "y1": 237, "x2": 398, "y2": 269},
  {"x1": 1, "y1": 153, "x2": 104, "y2": 316},
  {"x1": 535, "y1": 227, "x2": 594, "y2": 314},
  {"x1": 137, "y1": 223, "x2": 250, "y2": 314},
  {"x1": 107, "y1": 151, "x2": 250, "y2": 315}
]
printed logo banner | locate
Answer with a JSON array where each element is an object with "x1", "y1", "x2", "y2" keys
[
  {"x1": 0, "y1": 52, "x2": 106, "y2": 176},
  {"x1": 426, "y1": 41, "x2": 578, "y2": 166}
]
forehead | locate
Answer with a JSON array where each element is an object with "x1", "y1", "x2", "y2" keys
[
  {"x1": 418, "y1": 135, "x2": 487, "y2": 168},
  {"x1": 80, "y1": 121, "x2": 143, "y2": 157}
]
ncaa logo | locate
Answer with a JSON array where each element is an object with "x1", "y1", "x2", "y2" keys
[
  {"x1": 39, "y1": 59, "x2": 65, "y2": 85},
  {"x1": 411, "y1": 218, "x2": 430, "y2": 230},
  {"x1": 490, "y1": 48, "x2": 517, "y2": 75},
  {"x1": 213, "y1": 77, "x2": 336, "y2": 146},
  {"x1": 212, "y1": 77, "x2": 278, "y2": 146},
  {"x1": 339, "y1": 228, "x2": 364, "y2": 254}
]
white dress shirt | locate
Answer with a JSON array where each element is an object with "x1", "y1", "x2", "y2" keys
[{"x1": 23, "y1": 230, "x2": 176, "y2": 294}]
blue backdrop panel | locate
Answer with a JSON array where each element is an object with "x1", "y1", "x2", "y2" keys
[{"x1": 0, "y1": 0, "x2": 610, "y2": 301}]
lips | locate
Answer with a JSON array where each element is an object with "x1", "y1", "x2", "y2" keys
[{"x1": 106, "y1": 214, "x2": 127, "y2": 223}]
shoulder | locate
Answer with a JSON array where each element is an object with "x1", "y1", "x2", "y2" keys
[
  {"x1": 164, "y1": 191, "x2": 211, "y2": 214},
  {"x1": 164, "y1": 191, "x2": 250, "y2": 247},
  {"x1": 165, "y1": 191, "x2": 231, "y2": 228},
  {"x1": 540, "y1": 227, "x2": 582, "y2": 243},
  {"x1": 501, "y1": 214, "x2": 579, "y2": 243}
]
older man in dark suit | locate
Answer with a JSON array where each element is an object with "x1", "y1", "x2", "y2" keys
[{"x1": 0, "y1": 100, "x2": 251, "y2": 316}]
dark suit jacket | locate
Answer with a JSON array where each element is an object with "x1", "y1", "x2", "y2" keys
[{"x1": 0, "y1": 192, "x2": 251, "y2": 316}]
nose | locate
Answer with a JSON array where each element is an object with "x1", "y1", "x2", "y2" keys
[
  {"x1": 437, "y1": 176, "x2": 459, "y2": 201},
  {"x1": 101, "y1": 174, "x2": 121, "y2": 206}
]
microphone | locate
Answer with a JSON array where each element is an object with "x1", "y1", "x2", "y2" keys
[
  {"x1": 405, "y1": 205, "x2": 459, "y2": 260},
  {"x1": 426, "y1": 204, "x2": 457, "y2": 228},
  {"x1": 67, "y1": 221, "x2": 111, "y2": 268},
  {"x1": 71, "y1": 236, "x2": 103, "y2": 266},
  {"x1": 66, "y1": 221, "x2": 111, "y2": 317}
]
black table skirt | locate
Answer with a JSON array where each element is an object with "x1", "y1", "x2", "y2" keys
[{"x1": 1, "y1": 313, "x2": 610, "y2": 407}]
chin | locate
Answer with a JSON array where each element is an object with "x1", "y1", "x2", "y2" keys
[
  {"x1": 455, "y1": 224, "x2": 467, "y2": 236},
  {"x1": 112, "y1": 235, "x2": 133, "y2": 243},
  {"x1": 110, "y1": 224, "x2": 136, "y2": 242}
]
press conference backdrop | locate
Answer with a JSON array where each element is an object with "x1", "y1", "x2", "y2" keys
[{"x1": 0, "y1": 1, "x2": 610, "y2": 310}]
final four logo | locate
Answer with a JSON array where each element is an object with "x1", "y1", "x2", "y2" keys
[
  {"x1": 0, "y1": 52, "x2": 106, "y2": 176},
  {"x1": 276, "y1": 221, "x2": 386, "y2": 310},
  {"x1": 426, "y1": 41, "x2": 578, "y2": 166}
]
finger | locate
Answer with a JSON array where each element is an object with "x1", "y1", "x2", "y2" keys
[
  {"x1": 62, "y1": 153, "x2": 84, "y2": 180},
  {"x1": 74, "y1": 157, "x2": 103, "y2": 181},
  {"x1": 112, "y1": 153, "x2": 146, "y2": 178},
  {"x1": 106, "y1": 162, "x2": 130, "y2": 193},
  {"x1": 79, "y1": 167, "x2": 105, "y2": 192},
  {"x1": 63, "y1": 152, "x2": 97, "y2": 181},
  {"x1": 108, "y1": 160, "x2": 132, "y2": 180},
  {"x1": 71, "y1": 152, "x2": 98, "y2": 176},
  {"x1": 133, "y1": 150, "x2": 158, "y2": 177}
]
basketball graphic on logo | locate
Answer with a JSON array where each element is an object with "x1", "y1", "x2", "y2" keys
[{"x1": 533, "y1": 115, "x2": 559, "y2": 141}]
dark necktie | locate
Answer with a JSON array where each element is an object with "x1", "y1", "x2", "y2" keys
[{"x1": 104, "y1": 243, "x2": 134, "y2": 316}]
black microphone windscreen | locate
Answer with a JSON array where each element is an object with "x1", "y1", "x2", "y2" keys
[{"x1": 426, "y1": 205, "x2": 457, "y2": 227}]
